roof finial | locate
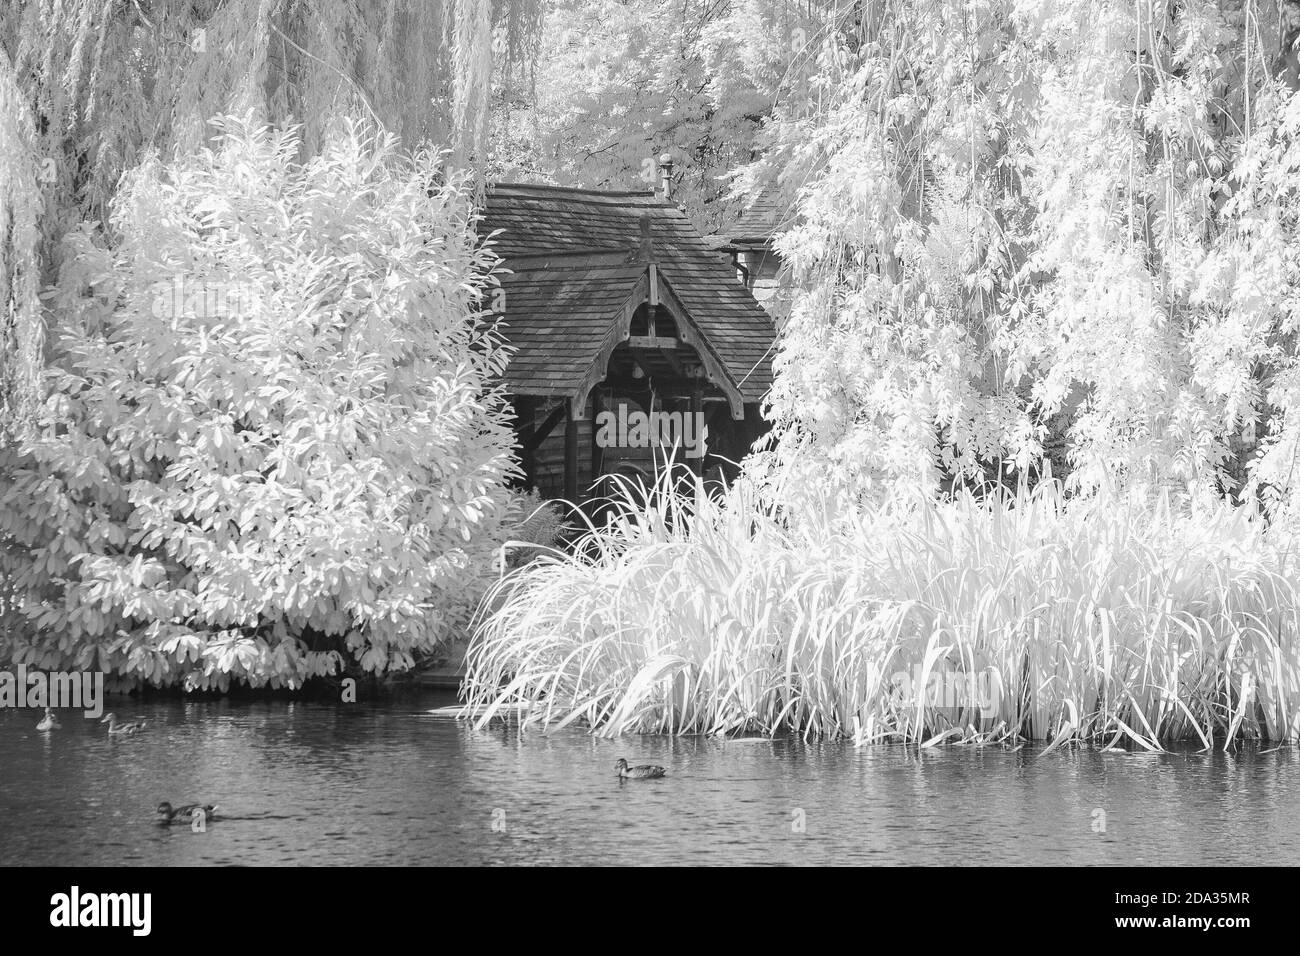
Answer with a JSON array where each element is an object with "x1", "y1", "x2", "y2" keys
[{"x1": 658, "y1": 153, "x2": 675, "y2": 204}]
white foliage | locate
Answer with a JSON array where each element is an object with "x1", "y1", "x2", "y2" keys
[{"x1": 0, "y1": 117, "x2": 518, "y2": 688}]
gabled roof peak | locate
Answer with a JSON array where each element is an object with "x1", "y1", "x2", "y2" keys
[{"x1": 481, "y1": 185, "x2": 776, "y2": 404}]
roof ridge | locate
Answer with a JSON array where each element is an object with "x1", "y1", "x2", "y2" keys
[
  {"x1": 488, "y1": 182, "x2": 667, "y2": 203},
  {"x1": 500, "y1": 247, "x2": 642, "y2": 272},
  {"x1": 503, "y1": 264, "x2": 646, "y2": 277},
  {"x1": 507, "y1": 246, "x2": 632, "y2": 256}
]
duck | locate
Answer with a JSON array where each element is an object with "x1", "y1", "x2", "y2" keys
[
  {"x1": 615, "y1": 757, "x2": 667, "y2": 779},
  {"x1": 36, "y1": 707, "x2": 61, "y2": 732},
  {"x1": 100, "y1": 713, "x2": 146, "y2": 735},
  {"x1": 156, "y1": 802, "x2": 218, "y2": 825}
]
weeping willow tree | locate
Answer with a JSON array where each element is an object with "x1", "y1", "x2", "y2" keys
[
  {"x1": 0, "y1": 0, "x2": 541, "y2": 438},
  {"x1": 739, "y1": 0, "x2": 1300, "y2": 515}
]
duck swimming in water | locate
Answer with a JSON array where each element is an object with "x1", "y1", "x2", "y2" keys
[
  {"x1": 100, "y1": 713, "x2": 146, "y2": 735},
  {"x1": 36, "y1": 708, "x2": 61, "y2": 732},
  {"x1": 156, "y1": 802, "x2": 218, "y2": 825},
  {"x1": 615, "y1": 757, "x2": 667, "y2": 779}
]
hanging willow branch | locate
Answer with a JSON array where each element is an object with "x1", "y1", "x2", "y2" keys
[
  {"x1": 0, "y1": 47, "x2": 43, "y2": 441},
  {"x1": 737, "y1": 0, "x2": 1300, "y2": 504}
]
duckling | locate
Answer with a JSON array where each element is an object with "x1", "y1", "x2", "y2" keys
[
  {"x1": 100, "y1": 713, "x2": 146, "y2": 735},
  {"x1": 36, "y1": 707, "x2": 61, "y2": 732},
  {"x1": 156, "y1": 802, "x2": 218, "y2": 825},
  {"x1": 615, "y1": 757, "x2": 667, "y2": 779}
]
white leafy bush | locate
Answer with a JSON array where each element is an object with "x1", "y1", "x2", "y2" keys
[{"x1": 0, "y1": 116, "x2": 517, "y2": 689}]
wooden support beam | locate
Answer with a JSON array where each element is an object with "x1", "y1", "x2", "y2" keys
[
  {"x1": 690, "y1": 383, "x2": 705, "y2": 477},
  {"x1": 627, "y1": 335, "x2": 678, "y2": 350},
  {"x1": 522, "y1": 401, "x2": 566, "y2": 455},
  {"x1": 564, "y1": 411, "x2": 579, "y2": 502},
  {"x1": 512, "y1": 397, "x2": 537, "y2": 489},
  {"x1": 658, "y1": 347, "x2": 687, "y2": 377},
  {"x1": 603, "y1": 372, "x2": 713, "y2": 393},
  {"x1": 590, "y1": 389, "x2": 603, "y2": 490}
]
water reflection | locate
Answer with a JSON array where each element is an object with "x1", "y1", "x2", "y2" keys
[{"x1": 1, "y1": 695, "x2": 1296, "y2": 865}]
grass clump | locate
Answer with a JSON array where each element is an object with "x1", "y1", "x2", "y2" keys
[{"x1": 464, "y1": 473, "x2": 1300, "y2": 748}]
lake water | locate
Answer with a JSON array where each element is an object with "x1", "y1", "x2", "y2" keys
[{"x1": 2, "y1": 692, "x2": 1298, "y2": 866}]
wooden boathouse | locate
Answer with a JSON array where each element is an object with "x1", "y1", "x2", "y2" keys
[{"x1": 481, "y1": 168, "x2": 777, "y2": 501}]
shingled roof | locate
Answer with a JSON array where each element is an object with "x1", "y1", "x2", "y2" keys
[
  {"x1": 480, "y1": 184, "x2": 776, "y2": 406},
  {"x1": 723, "y1": 184, "x2": 794, "y2": 244}
]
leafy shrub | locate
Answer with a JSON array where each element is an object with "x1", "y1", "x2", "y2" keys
[{"x1": 0, "y1": 116, "x2": 517, "y2": 689}]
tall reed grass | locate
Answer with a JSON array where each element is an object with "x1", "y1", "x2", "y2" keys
[{"x1": 463, "y1": 472, "x2": 1300, "y2": 748}]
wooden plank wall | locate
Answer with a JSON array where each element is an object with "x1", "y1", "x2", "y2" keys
[
  {"x1": 529, "y1": 397, "x2": 595, "y2": 501},
  {"x1": 519, "y1": 395, "x2": 770, "y2": 501}
]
